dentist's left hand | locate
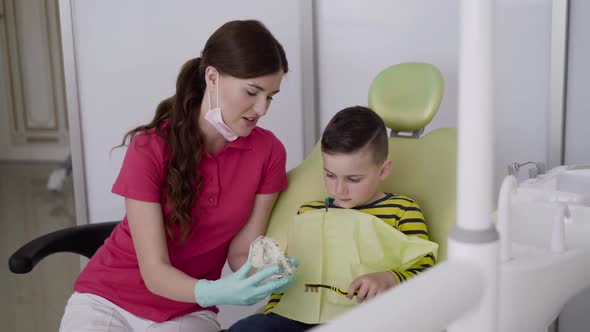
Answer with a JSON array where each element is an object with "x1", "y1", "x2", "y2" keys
[
  {"x1": 272, "y1": 256, "x2": 299, "y2": 294},
  {"x1": 194, "y1": 260, "x2": 294, "y2": 307}
]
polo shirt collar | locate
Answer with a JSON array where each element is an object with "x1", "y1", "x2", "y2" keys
[{"x1": 226, "y1": 135, "x2": 253, "y2": 150}]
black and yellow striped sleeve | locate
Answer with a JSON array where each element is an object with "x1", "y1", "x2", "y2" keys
[
  {"x1": 356, "y1": 195, "x2": 435, "y2": 283},
  {"x1": 387, "y1": 199, "x2": 436, "y2": 283},
  {"x1": 264, "y1": 293, "x2": 283, "y2": 314}
]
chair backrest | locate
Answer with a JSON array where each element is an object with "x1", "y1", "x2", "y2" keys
[{"x1": 266, "y1": 62, "x2": 457, "y2": 261}]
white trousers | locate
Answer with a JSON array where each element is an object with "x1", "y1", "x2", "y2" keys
[{"x1": 59, "y1": 292, "x2": 221, "y2": 332}]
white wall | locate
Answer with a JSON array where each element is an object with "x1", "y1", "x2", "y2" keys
[
  {"x1": 315, "y1": 0, "x2": 460, "y2": 130},
  {"x1": 70, "y1": 1, "x2": 305, "y2": 327},
  {"x1": 315, "y1": 0, "x2": 553, "y2": 194},
  {"x1": 71, "y1": 0, "x2": 305, "y2": 225}
]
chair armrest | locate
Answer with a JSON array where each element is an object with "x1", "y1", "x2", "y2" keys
[{"x1": 8, "y1": 221, "x2": 119, "y2": 274}]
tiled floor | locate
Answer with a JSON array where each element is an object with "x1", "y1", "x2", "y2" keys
[{"x1": 1, "y1": 162, "x2": 79, "y2": 332}]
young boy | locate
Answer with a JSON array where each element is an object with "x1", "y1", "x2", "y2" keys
[{"x1": 228, "y1": 106, "x2": 437, "y2": 332}]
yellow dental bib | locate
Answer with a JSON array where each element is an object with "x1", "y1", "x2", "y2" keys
[{"x1": 269, "y1": 208, "x2": 438, "y2": 324}]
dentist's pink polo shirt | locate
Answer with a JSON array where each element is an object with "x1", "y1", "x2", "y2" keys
[{"x1": 74, "y1": 125, "x2": 287, "y2": 323}]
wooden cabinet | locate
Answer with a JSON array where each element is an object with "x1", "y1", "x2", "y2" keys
[{"x1": 0, "y1": 0, "x2": 69, "y2": 161}]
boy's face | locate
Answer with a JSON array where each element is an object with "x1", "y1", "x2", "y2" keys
[{"x1": 321, "y1": 147, "x2": 392, "y2": 209}]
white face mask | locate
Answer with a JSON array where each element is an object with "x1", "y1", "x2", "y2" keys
[{"x1": 204, "y1": 76, "x2": 239, "y2": 141}]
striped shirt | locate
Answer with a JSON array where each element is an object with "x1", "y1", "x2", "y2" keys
[{"x1": 264, "y1": 193, "x2": 436, "y2": 314}]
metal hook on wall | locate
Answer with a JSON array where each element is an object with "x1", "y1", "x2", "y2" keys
[{"x1": 507, "y1": 161, "x2": 547, "y2": 178}]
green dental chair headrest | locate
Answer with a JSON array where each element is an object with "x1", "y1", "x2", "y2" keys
[{"x1": 369, "y1": 62, "x2": 444, "y2": 132}]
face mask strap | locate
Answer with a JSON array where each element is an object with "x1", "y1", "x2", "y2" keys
[
  {"x1": 207, "y1": 86, "x2": 212, "y2": 110},
  {"x1": 207, "y1": 75, "x2": 221, "y2": 110},
  {"x1": 216, "y1": 76, "x2": 220, "y2": 109}
]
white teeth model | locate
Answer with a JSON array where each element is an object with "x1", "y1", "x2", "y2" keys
[{"x1": 249, "y1": 236, "x2": 295, "y2": 283}]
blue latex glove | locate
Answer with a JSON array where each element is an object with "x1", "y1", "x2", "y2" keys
[
  {"x1": 273, "y1": 256, "x2": 299, "y2": 294},
  {"x1": 287, "y1": 256, "x2": 299, "y2": 268},
  {"x1": 194, "y1": 260, "x2": 295, "y2": 307}
]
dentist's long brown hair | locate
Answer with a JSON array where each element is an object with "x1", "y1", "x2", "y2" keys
[{"x1": 119, "y1": 20, "x2": 288, "y2": 242}]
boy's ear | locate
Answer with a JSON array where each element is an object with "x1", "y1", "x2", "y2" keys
[{"x1": 379, "y1": 160, "x2": 392, "y2": 180}]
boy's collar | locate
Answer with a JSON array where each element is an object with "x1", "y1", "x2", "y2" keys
[{"x1": 325, "y1": 193, "x2": 393, "y2": 210}]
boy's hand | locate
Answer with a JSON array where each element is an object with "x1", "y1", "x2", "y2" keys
[{"x1": 346, "y1": 271, "x2": 398, "y2": 303}]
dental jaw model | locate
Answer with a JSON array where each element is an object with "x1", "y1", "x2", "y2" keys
[{"x1": 249, "y1": 236, "x2": 295, "y2": 282}]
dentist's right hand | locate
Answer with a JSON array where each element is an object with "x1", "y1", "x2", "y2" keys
[{"x1": 194, "y1": 260, "x2": 294, "y2": 307}]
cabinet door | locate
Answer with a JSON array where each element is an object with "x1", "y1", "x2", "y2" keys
[{"x1": 0, "y1": 0, "x2": 69, "y2": 161}]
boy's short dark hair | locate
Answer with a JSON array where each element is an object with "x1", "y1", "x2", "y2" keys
[{"x1": 321, "y1": 106, "x2": 388, "y2": 163}]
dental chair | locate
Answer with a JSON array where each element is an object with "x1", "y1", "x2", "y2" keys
[
  {"x1": 267, "y1": 62, "x2": 456, "y2": 261},
  {"x1": 8, "y1": 61, "x2": 457, "y2": 325}
]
